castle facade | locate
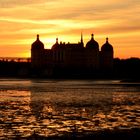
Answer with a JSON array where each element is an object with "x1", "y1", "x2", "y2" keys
[{"x1": 31, "y1": 34, "x2": 114, "y2": 76}]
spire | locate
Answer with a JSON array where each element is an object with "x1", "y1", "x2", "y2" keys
[
  {"x1": 106, "y1": 37, "x2": 109, "y2": 43},
  {"x1": 81, "y1": 32, "x2": 83, "y2": 43},
  {"x1": 80, "y1": 32, "x2": 84, "y2": 47},
  {"x1": 56, "y1": 38, "x2": 58, "y2": 44},
  {"x1": 91, "y1": 34, "x2": 94, "y2": 40},
  {"x1": 37, "y1": 34, "x2": 39, "y2": 40}
]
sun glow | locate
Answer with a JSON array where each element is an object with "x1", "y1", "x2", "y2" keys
[{"x1": 0, "y1": 0, "x2": 140, "y2": 58}]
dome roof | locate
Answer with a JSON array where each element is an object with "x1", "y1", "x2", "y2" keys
[
  {"x1": 101, "y1": 38, "x2": 113, "y2": 52},
  {"x1": 86, "y1": 34, "x2": 99, "y2": 50},
  {"x1": 52, "y1": 38, "x2": 59, "y2": 49},
  {"x1": 31, "y1": 35, "x2": 44, "y2": 50}
]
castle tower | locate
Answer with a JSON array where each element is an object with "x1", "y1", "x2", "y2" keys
[
  {"x1": 31, "y1": 34, "x2": 44, "y2": 68},
  {"x1": 85, "y1": 34, "x2": 99, "y2": 70},
  {"x1": 100, "y1": 38, "x2": 114, "y2": 70}
]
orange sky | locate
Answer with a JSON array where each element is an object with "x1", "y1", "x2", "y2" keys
[{"x1": 0, "y1": 0, "x2": 140, "y2": 58}]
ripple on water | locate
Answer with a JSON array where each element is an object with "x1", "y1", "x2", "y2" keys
[{"x1": 0, "y1": 80, "x2": 140, "y2": 138}]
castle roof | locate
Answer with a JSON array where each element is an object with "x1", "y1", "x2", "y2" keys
[
  {"x1": 86, "y1": 34, "x2": 99, "y2": 50},
  {"x1": 51, "y1": 38, "x2": 60, "y2": 49},
  {"x1": 31, "y1": 35, "x2": 44, "y2": 50},
  {"x1": 101, "y1": 38, "x2": 113, "y2": 52}
]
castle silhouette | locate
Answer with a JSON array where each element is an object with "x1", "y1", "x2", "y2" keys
[
  {"x1": 0, "y1": 34, "x2": 140, "y2": 79},
  {"x1": 31, "y1": 34, "x2": 114, "y2": 76}
]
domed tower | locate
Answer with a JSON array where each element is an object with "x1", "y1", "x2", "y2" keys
[
  {"x1": 52, "y1": 38, "x2": 59, "y2": 50},
  {"x1": 51, "y1": 38, "x2": 60, "y2": 63},
  {"x1": 86, "y1": 34, "x2": 99, "y2": 70},
  {"x1": 31, "y1": 34, "x2": 44, "y2": 68},
  {"x1": 86, "y1": 34, "x2": 99, "y2": 50},
  {"x1": 101, "y1": 38, "x2": 114, "y2": 70}
]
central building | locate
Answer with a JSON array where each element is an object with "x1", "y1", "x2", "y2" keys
[{"x1": 31, "y1": 34, "x2": 114, "y2": 76}]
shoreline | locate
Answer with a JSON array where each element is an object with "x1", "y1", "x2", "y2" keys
[{"x1": 0, "y1": 76, "x2": 140, "y2": 83}]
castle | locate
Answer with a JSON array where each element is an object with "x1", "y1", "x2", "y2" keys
[{"x1": 31, "y1": 34, "x2": 114, "y2": 76}]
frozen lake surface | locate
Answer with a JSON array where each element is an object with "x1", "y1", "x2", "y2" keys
[{"x1": 0, "y1": 79, "x2": 140, "y2": 138}]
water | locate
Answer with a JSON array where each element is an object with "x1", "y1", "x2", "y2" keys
[{"x1": 0, "y1": 79, "x2": 140, "y2": 138}]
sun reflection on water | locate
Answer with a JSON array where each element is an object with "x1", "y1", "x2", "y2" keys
[{"x1": 0, "y1": 80, "x2": 140, "y2": 139}]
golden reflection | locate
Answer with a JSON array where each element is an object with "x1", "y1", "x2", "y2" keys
[{"x1": 0, "y1": 83, "x2": 140, "y2": 138}]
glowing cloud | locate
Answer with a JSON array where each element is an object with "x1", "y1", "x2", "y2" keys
[{"x1": 0, "y1": 0, "x2": 140, "y2": 58}]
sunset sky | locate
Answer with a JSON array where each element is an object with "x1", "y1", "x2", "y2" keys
[{"x1": 0, "y1": 0, "x2": 140, "y2": 58}]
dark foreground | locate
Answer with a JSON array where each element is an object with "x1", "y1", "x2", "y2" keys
[
  {"x1": 0, "y1": 58, "x2": 140, "y2": 80},
  {"x1": 14, "y1": 128, "x2": 140, "y2": 140}
]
